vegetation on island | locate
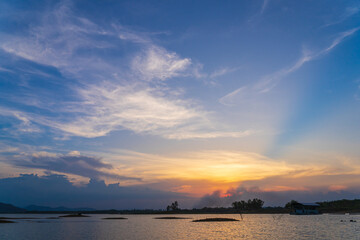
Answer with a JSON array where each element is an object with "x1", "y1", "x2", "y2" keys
[
  {"x1": 232, "y1": 198, "x2": 264, "y2": 212},
  {"x1": 316, "y1": 199, "x2": 360, "y2": 213},
  {"x1": 166, "y1": 201, "x2": 180, "y2": 211},
  {"x1": 284, "y1": 200, "x2": 300, "y2": 209}
]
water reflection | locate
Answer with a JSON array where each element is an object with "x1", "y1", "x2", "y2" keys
[{"x1": 0, "y1": 214, "x2": 359, "y2": 239}]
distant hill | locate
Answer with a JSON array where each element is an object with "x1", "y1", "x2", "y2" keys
[
  {"x1": 25, "y1": 205, "x2": 96, "y2": 212},
  {"x1": 0, "y1": 202, "x2": 26, "y2": 213}
]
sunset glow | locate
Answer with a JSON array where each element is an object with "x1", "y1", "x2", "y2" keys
[{"x1": 1, "y1": 0, "x2": 360, "y2": 209}]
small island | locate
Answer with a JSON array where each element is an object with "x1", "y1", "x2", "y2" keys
[
  {"x1": 154, "y1": 217, "x2": 191, "y2": 220},
  {"x1": 0, "y1": 219, "x2": 15, "y2": 223},
  {"x1": 193, "y1": 218, "x2": 239, "y2": 222},
  {"x1": 59, "y1": 213, "x2": 90, "y2": 218}
]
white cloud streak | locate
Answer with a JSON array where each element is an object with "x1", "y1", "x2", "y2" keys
[
  {"x1": 324, "y1": 6, "x2": 360, "y2": 27},
  {"x1": 132, "y1": 46, "x2": 192, "y2": 81},
  {"x1": 0, "y1": 1, "x2": 250, "y2": 140},
  {"x1": 0, "y1": 107, "x2": 41, "y2": 133},
  {"x1": 51, "y1": 83, "x2": 206, "y2": 138},
  {"x1": 220, "y1": 27, "x2": 360, "y2": 105},
  {"x1": 209, "y1": 66, "x2": 241, "y2": 79},
  {"x1": 260, "y1": 0, "x2": 269, "y2": 15}
]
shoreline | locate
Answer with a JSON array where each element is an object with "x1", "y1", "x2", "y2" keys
[{"x1": 2, "y1": 211, "x2": 360, "y2": 215}]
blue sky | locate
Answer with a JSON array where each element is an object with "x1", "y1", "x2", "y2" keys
[{"x1": 1, "y1": 0, "x2": 360, "y2": 209}]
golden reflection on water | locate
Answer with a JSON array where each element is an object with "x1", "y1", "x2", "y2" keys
[{"x1": 0, "y1": 213, "x2": 359, "y2": 239}]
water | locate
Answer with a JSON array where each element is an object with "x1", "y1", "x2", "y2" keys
[{"x1": 1, "y1": 213, "x2": 360, "y2": 239}]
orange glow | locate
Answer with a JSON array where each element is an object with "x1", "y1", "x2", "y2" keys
[
  {"x1": 263, "y1": 186, "x2": 309, "y2": 192},
  {"x1": 328, "y1": 185, "x2": 347, "y2": 191},
  {"x1": 98, "y1": 150, "x2": 360, "y2": 198}
]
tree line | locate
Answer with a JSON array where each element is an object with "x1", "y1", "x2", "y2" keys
[
  {"x1": 166, "y1": 198, "x2": 265, "y2": 212},
  {"x1": 231, "y1": 198, "x2": 265, "y2": 211},
  {"x1": 166, "y1": 198, "x2": 360, "y2": 213}
]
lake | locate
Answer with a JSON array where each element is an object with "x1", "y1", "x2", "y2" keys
[{"x1": 1, "y1": 213, "x2": 360, "y2": 239}]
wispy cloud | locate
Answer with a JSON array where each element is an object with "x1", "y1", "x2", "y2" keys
[
  {"x1": 0, "y1": 107, "x2": 41, "y2": 134},
  {"x1": 0, "y1": 1, "x2": 250, "y2": 140},
  {"x1": 49, "y1": 83, "x2": 206, "y2": 138},
  {"x1": 132, "y1": 46, "x2": 192, "y2": 81},
  {"x1": 322, "y1": 27, "x2": 360, "y2": 54},
  {"x1": 0, "y1": 66, "x2": 13, "y2": 73},
  {"x1": 209, "y1": 66, "x2": 241, "y2": 79},
  {"x1": 260, "y1": 0, "x2": 269, "y2": 15},
  {"x1": 163, "y1": 129, "x2": 253, "y2": 140},
  {"x1": 220, "y1": 27, "x2": 360, "y2": 105},
  {"x1": 219, "y1": 87, "x2": 247, "y2": 106},
  {"x1": 247, "y1": 0, "x2": 270, "y2": 23},
  {"x1": 324, "y1": 5, "x2": 360, "y2": 27}
]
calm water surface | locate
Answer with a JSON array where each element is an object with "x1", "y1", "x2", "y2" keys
[{"x1": 1, "y1": 213, "x2": 360, "y2": 239}]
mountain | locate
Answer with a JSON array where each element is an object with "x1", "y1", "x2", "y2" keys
[
  {"x1": 0, "y1": 202, "x2": 26, "y2": 213},
  {"x1": 25, "y1": 205, "x2": 96, "y2": 212}
]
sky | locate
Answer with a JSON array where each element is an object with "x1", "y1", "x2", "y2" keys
[{"x1": 1, "y1": 0, "x2": 360, "y2": 209}]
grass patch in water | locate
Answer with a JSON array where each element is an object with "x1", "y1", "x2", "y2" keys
[
  {"x1": 0, "y1": 220, "x2": 15, "y2": 223},
  {"x1": 59, "y1": 214, "x2": 90, "y2": 218}
]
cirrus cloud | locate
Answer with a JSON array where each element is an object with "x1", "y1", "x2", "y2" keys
[{"x1": 0, "y1": 0, "x2": 250, "y2": 140}]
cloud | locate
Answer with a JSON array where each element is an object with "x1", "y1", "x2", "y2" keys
[
  {"x1": 0, "y1": 107, "x2": 41, "y2": 134},
  {"x1": 42, "y1": 83, "x2": 206, "y2": 138},
  {"x1": 16, "y1": 82, "x2": 245, "y2": 140},
  {"x1": 1, "y1": 3, "x2": 109, "y2": 76},
  {"x1": 324, "y1": 5, "x2": 360, "y2": 27},
  {"x1": 162, "y1": 129, "x2": 253, "y2": 140},
  {"x1": 195, "y1": 186, "x2": 360, "y2": 208},
  {"x1": 247, "y1": 0, "x2": 270, "y2": 23},
  {"x1": 104, "y1": 149, "x2": 306, "y2": 186},
  {"x1": 260, "y1": 0, "x2": 269, "y2": 15},
  {"x1": 132, "y1": 46, "x2": 192, "y2": 81},
  {"x1": 220, "y1": 27, "x2": 360, "y2": 105},
  {"x1": 195, "y1": 190, "x2": 225, "y2": 208},
  {"x1": 0, "y1": 1, "x2": 250, "y2": 140},
  {"x1": 0, "y1": 66, "x2": 13, "y2": 73},
  {"x1": 209, "y1": 66, "x2": 241, "y2": 79},
  {"x1": 322, "y1": 27, "x2": 360, "y2": 54},
  {"x1": 0, "y1": 147, "x2": 19, "y2": 154},
  {"x1": 256, "y1": 28, "x2": 360, "y2": 93},
  {"x1": 0, "y1": 173, "x2": 192, "y2": 209},
  {"x1": 9, "y1": 151, "x2": 139, "y2": 181},
  {"x1": 219, "y1": 87, "x2": 248, "y2": 106},
  {"x1": 195, "y1": 172, "x2": 360, "y2": 207}
]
